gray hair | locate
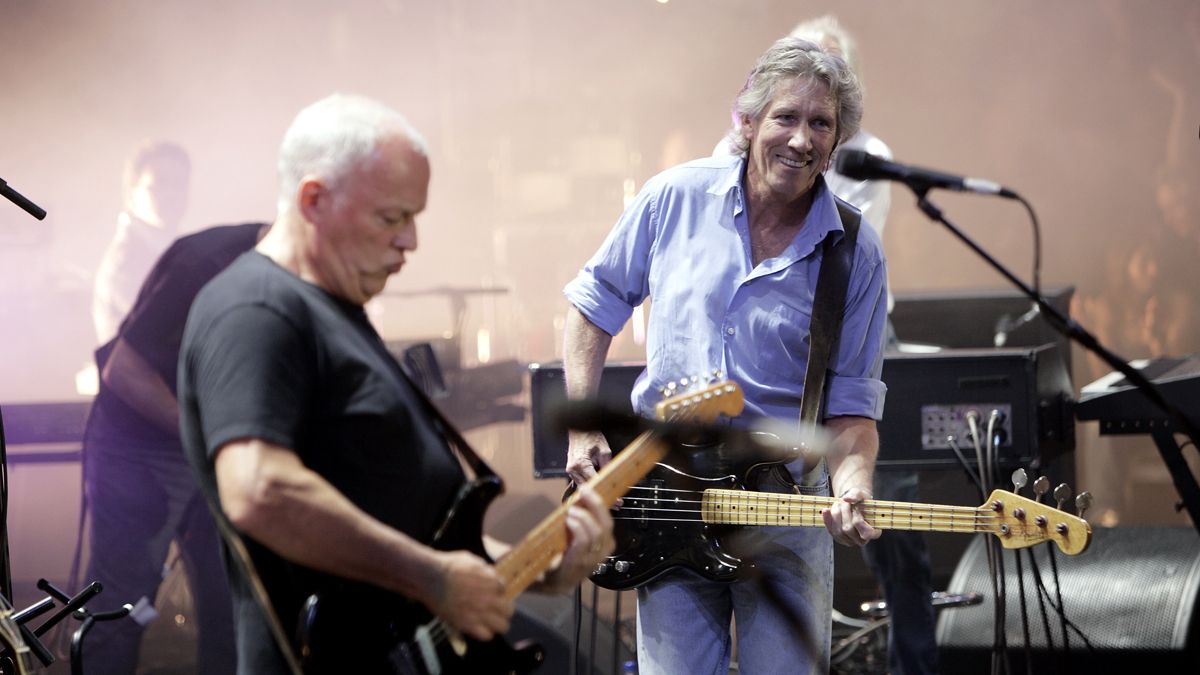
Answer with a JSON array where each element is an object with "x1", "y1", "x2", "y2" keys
[
  {"x1": 276, "y1": 93, "x2": 428, "y2": 215},
  {"x1": 724, "y1": 36, "x2": 863, "y2": 154}
]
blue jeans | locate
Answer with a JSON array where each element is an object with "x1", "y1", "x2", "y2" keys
[{"x1": 636, "y1": 466, "x2": 833, "y2": 675}]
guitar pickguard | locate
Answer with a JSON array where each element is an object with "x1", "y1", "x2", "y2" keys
[{"x1": 592, "y1": 456, "x2": 755, "y2": 591}]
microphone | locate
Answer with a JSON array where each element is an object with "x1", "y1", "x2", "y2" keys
[
  {"x1": 835, "y1": 149, "x2": 1017, "y2": 199},
  {"x1": 0, "y1": 177, "x2": 47, "y2": 220}
]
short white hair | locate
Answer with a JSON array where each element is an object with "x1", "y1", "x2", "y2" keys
[
  {"x1": 790, "y1": 14, "x2": 861, "y2": 76},
  {"x1": 275, "y1": 93, "x2": 428, "y2": 215}
]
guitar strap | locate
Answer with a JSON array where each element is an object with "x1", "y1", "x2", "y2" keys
[
  {"x1": 375, "y1": 337, "x2": 499, "y2": 483},
  {"x1": 754, "y1": 196, "x2": 861, "y2": 494},
  {"x1": 799, "y1": 196, "x2": 862, "y2": 426}
]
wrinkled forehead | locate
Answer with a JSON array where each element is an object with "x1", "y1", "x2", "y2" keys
[
  {"x1": 764, "y1": 75, "x2": 836, "y2": 112},
  {"x1": 351, "y1": 136, "x2": 431, "y2": 208}
]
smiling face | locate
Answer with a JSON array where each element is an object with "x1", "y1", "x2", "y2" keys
[
  {"x1": 303, "y1": 134, "x2": 430, "y2": 305},
  {"x1": 741, "y1": 75, "x2": 838, "y2": 213}
]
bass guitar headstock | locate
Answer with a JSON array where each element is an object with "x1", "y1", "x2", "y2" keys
[
  {"x1": 653, "y1": 374, "x2": 743, "y2": 423},
  {"x1": 980, "y1": 488, "x2": 1092, "y2": 555}
]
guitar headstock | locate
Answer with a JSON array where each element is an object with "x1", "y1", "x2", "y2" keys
[
  {"x1": 653, "y1": 377, "x2": 743, "y2": 423},
  {"x1": 980, "y1": 489, "x2": 1092, "y2": 555}
]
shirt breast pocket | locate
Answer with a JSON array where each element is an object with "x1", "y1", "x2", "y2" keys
[{"x1": 756, "y1": 298, "x2": 812, "y2": 381}]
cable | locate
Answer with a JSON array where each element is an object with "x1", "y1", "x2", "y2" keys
[
  {"x1": 1012, "y1": 549, "x2": 1033, "y2": 675},
  {"x1": 0, "y1": 406, "x2": 12, "y2": 605},
  {"x1": 1046, "y1": 544, "x2": 1072, "y2": 668},
  {"x1": 571, "y1": 584, "x2": 581, "y2": 675},
  {"x1": 1015, "y1": 194, "x2": 1043, "y2": 298},
  {"x1": 1028, "y1": 552, "x2": 1099, "y2": 658},
  {"x1": 947, "y1": 436, "x2": 984, "y2": 500},
  {"x1": 588, "y1": 583, "x2": 599, "y2": 674}
]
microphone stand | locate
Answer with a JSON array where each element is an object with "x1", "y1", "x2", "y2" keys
[{"x1": 911, "y1": 189, "x2": 1200, "y2": 536}]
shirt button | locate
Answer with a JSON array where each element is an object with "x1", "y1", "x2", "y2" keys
[{"x1": 726, "y1": 326, "x2": 736, "y2": 336}]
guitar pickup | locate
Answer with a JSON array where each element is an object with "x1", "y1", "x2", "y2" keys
[{"x1": 636, "y1": 478, "x2": 666, "y2": 529}]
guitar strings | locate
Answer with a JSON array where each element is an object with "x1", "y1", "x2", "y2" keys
[{"x1": 610, "y1": 487, "x2": 1000, "y2": 531}]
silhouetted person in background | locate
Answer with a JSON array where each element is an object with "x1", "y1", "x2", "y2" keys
[
  {"x1": 82, "y1": 222, "x2": 267, "y2": 674},
  {"x1": 93, "y1": 140, "x2": 191, "y2": 345}
]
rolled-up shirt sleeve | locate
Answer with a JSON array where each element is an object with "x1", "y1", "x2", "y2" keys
[{"x1": 563, "y1": 182, "x2": 660, "y2": 337}]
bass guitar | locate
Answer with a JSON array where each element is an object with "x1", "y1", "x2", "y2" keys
[
  {"x1": 298, "y1": 379, "x2": 744, "y2": 674},
  {"x1": 591, "y1": 462, "x2": 1092, "y2": 591}
]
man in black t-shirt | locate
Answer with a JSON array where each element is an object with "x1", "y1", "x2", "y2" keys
[
  {"x1": 178, "y1": 94, "x2": 614, "y2": 675},
  {"x1": 83, "y1": 222, "x2": 266, "y2": 674}
]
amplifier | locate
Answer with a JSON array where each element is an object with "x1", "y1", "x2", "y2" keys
[
  {"x1": 528, "y1": 362, "x2": 644, "y2": 479},
  {"x1": 530, "y1": 347, "x2": 1075, "y2": 477},
  {"x1": 876, "y1": 346, "x2": 1074, "y2": 471}
]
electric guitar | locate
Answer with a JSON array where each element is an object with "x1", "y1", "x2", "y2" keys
[
  {"x1": 297, "y1": 379, "x2": 744, "y2": 674},
  {"x1": 591, "y1": 463, "x2": 1092, "y2": 591}
]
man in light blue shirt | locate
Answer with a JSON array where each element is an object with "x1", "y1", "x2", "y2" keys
[{"x1": 564, "y1": 37, "x2": 889, "y2": 674}]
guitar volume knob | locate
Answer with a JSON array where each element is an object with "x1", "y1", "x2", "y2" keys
[{"x1": 614, "y1": 560, "x2": 633, "y2": 574}]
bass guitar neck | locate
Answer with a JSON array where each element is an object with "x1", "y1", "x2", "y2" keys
[{"x1": 701, "y1": 488, "x2": 1091, "y2": 554}]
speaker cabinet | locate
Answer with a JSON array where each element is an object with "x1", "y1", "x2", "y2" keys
[
  {"x1": 937, "y1": 526, "x2": 1200, "y2": 671},
  {"x1": 528, "y1": 362, "x2": 645, "y2": 478}
]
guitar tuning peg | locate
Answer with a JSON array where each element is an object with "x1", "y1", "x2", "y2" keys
[
  {"x1": 1075, "y1": 492, "x2": 1093, "y2": 520},
  {"x1": 710, "y1": 369, "x2": 723, "y2": 381},
  {"x1": 1053, "y1": 483, "x2": 1072, "y2": 511},
  {"x1": 1010, "y1": 468, "x2": 1028, "y2": 494},
  {"x1": 1032, "y1": 476, "x2": 1050, "y2": 501}
]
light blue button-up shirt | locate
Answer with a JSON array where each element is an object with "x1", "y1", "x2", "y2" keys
[{"x1": 564, "y1": 154, "x2": 888, "y2": 426}]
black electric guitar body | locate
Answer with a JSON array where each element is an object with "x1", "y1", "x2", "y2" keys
[
  {"x1": 298, "y1": 474, "x2": 545, "y2": 675},
  {"x1": 592, "y1": 439, "x2": 798, "y2": 591}
]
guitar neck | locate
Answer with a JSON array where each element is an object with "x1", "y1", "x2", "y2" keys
[
  {"x1": 702, "y1": 489, "x2": 987, "y2": 534},
  {"x1": 495, "y1": 431, "x2": 669, "y2": 600},
  {"x1": 703, "y1": 486, "x2": 1091, "y2": 554}
]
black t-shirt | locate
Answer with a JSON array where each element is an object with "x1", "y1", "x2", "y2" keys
[
  {"x1": 86, "y1": 222, "x2": 264, "y2": 455},
  {"x1": 178, "y1": 252, "x2": 466, "y2": 675}
]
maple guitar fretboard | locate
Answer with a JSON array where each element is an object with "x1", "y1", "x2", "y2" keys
[{"x1": 702, "y1": 487, "x2": 1090, "y2": 554}]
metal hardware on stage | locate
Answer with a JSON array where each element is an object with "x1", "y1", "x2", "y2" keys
[{"x1": 1076, "y1": 355, "x2": 1200, "y2": 433}]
